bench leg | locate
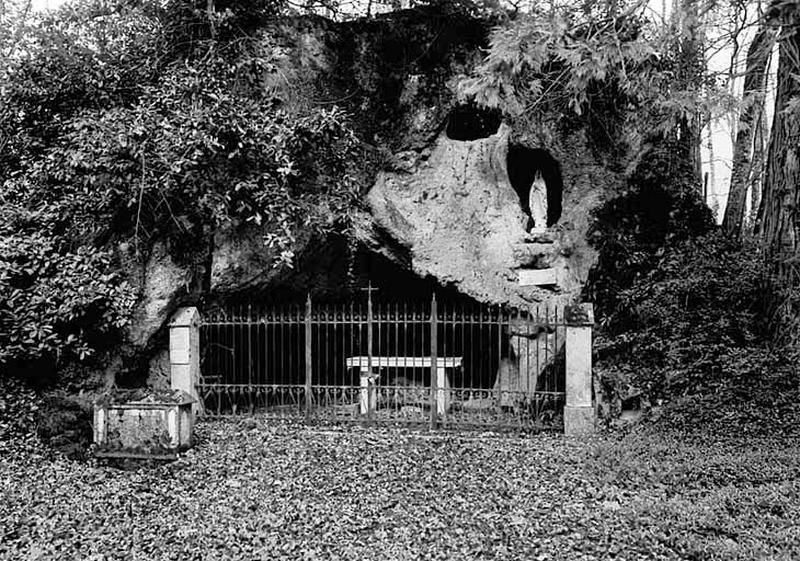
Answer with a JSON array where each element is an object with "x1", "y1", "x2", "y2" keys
[
  {"x1": 436, "y1": 368, "x2": 449, "y2": 417},
  {"x1": 360, "y1": 368, "x2": 377, "y2": 415}
]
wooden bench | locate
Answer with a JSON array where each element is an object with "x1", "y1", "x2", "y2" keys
[{"x1": 345, "y1": 356, "x2": 463, "y2": 416}]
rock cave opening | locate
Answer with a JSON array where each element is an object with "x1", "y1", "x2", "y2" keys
[
  {"x1": 507, "y1": 144, "x2": 563, "y2": 229},
  {"x1": 445, "y1": 104, "x2": 502, "y2": 141},
  {"x1": 200, "y1": 240, "x2": 565, "y2": 419}
]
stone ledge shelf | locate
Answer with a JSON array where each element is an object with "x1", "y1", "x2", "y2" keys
[
  {"x1": 512, "y1": 243, "x2": 559, "y2": 269},
  {"x1": 518, "y1": 268, "x2": 557, "y2": 286},
  {"x1": 93, "y1": 389, "x2": 195, "y2": 460},
  {"x1": 523, "y1": 230, "x2": 556, "y2": 244}
]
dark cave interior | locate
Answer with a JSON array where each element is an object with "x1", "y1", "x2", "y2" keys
[
  {"x1": 445, "y1": 104, "x2": 502, "y2": 141},
  {"x1": 507, "y1": 144, "x2": 563, "y2": 228}
]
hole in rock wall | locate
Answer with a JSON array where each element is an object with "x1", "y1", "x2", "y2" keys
[
  {"x1": 445, "y1": 104, "x2": 502, "y2": 141},
  {"x1": 507, "y1": 144, "x2": 563, "y2": 229}
]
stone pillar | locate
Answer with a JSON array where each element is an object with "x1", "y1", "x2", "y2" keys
[
  {"x1": 564, "y1": 303, "x2": 595, "y2": 435},
  {"x1": 169, "y1": 307, "x2": 201, "y2": 414}
]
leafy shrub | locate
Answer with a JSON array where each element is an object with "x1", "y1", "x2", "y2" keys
[
  {"x1": 35, "y1": 393, "x2": 94, "y2": 460},
  {"x1": 0, "y1": 376, "x2": 40, "y2": 440},
  {"x1": 585, "y1": 142, "x2": 715, "y2": 322},
  {"x1": 598, "y1": 232, "x2": 769, "y2": 402},
  {"x1": 0, "y1": 233, "x2": 136, "y2": 374},
  {"x1": 3, "y1": 59, "x2": 368, "y2": 253},
  {"x1": 0, "y1": 0, "x2": 372, "y2": 374},
  {"x1": 585, "y1": 145, "x2": 790, "y2": 422}
]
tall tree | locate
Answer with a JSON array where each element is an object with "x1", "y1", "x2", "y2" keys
[
  {"x1": 673, "y1": 0, "x2": 708, "y2": 189},
  {"x1": 758, "y1": 1, "x2": 800, "y2": 268},
  {"x1": 746, "y1": 100, "x2": 769, "y2": 234},
  {"x1": 723, "y1": 23, "x2": 775, "y2": 238}
]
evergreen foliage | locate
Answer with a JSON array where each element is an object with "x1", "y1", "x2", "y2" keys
[
  {"x1": 0, "y1": 0, "x2": 499, "y2": 378},
  {"x1": 597, "y1": 232, "x2": 770, "y2": 402},
  {"x1": 586, "y1": 143, "x2": 715, "y2": 319},
  {"x1": 584, "y1": 144, "x2": 788, "y2": 419},
  {"x1": 0, "y1": 0, "x2": 369, "y2": 372},
  {"x1": 457, "y1": 1, "x2": 729, "y2": 161}
]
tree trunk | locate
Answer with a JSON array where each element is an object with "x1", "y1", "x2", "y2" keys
[
  {"x1": 723, "y1": 26, "x2": 776, "y2": 238},
  {"x1": 759, "y1": 6, "x2": 800, "y2": 269},
  {"x1": 746, "y1": 101, "x2": 768, "y2": 235},
  {"x1": 674, "y1": 0, "x2": 707, "y2": 190}
]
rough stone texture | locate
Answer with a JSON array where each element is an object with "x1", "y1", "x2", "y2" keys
[
  {"x1": 493, "y1": 358, "x2": 519, "y2": 406},
  {"x1": 369, "y1": 123, "x2": 621, "y2": 398},
  {"x1": 212, "y1": 223, "x2": 281, "y2": 293},
  {"x1": 127, "y1": 242, "x2": 193, "y2": 350},
  {"x1": 494, "y1": 319, "x2": 566, "y2": 407},
  {"x1": 370, "y1": 124, "x2": 524, "y2": 305},
  {"x1": 368, "y1": 124, "x2": 623, "y2": 309},
  {"x1": 210, "y1": 221, "x2": 316, "y2": 294},
  {"x1": 93, "y1": 391, "x2": 195, "y2": 458},
  {"x1": 564, "y1": 405, "x2": 595, "y2": 436},
  {"x1": 123, "y1": 222, "x2": 311, "y2": 386},
  {"x1": 124, "y1": 12, "x2": 624, "y2": 392},
  {"x1": 146, "y1": 349, "x2": 171, "y2": 390}
]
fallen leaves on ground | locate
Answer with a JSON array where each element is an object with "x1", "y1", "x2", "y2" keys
[{"x1": 2, "y1": 419, "x2": 800, "y2": 560}]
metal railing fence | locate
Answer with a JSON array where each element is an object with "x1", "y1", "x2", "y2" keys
[{"x1": 198, "y1": 292, "x2": 567, "y2": 431}]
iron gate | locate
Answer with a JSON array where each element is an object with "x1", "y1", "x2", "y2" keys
[{"x1": 198, "y1": 293, "x2": 567, "y2": 431}]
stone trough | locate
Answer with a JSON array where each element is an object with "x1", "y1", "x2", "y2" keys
[{"x1": 93, "y1": 389, "x2": 195, "y2": 460}]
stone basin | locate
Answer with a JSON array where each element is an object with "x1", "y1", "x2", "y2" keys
[{"x1": 93, "y1": 389, "x2": 195, "y2": 460}]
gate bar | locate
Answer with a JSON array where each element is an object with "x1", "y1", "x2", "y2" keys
[
  {"x1": 430, "y1": 293, "x2": 438, "y2": 428},
  {"x1": 305, "y1": 294, "x2": 312, "y2": 422}
]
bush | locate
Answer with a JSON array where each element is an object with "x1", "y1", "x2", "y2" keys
[
  {"x1": 0, "y1": 376, "x2": 40, "y2": 440},
  {"x1": 0, "y1": 0, "x2": 371, "y2": 377},
  {"x1": 585, "y1": 143, "x2": 716, "y2": 320},
  {"x1": 0, "y1": 233, "x2": 136, "y2": 376},
  {"x1": 35, "y1": 394, "x2": 94, "y2": 460},
  {"x1": 608, "y1": 233, "x2": 766, "y2": 395},
  {"x1": 584, "y1": 145, "x2": 798, "y2": 432},
  {"x1": 594, "y1": 230, "x2": 792, "y2": 428}
]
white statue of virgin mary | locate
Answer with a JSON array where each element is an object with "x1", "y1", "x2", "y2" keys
[{"x1": 528, "y1": 170, "x2": 548, "y2": 234}]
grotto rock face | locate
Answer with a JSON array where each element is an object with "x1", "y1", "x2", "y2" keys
[
  {"x1": 494, "y1": 319, "x2": 565, "y2": 407},
  {"x1": 369, "y1": 124, "x2": 524, "y2": 304},
  {"x1": 368, "y1": 123, "x2": 622, "y2": 309},
  {"x1": 121, "y1": 9, "x2": 627, "y2": 394},
  {"x1": 113, "y1": 224, "x2": 302, "y2": 385},
  {"x1": 127, "y1": 242, "x2": 193, "y2": 350},
  {"x1": 369, "y1": 117, "x2": 625, "y2": 399},
  {"x1": 210, "y1": 222, "x2": 301, "y2": 294}
]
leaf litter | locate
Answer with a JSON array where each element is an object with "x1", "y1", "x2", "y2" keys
[{"x1": 1, "y1": 418, "x2": 800, "y2": 560}]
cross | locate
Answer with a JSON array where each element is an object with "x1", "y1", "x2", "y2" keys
[
  {"x1": 357, "y1": 282, "x2": 378, "y2": 355},
  {"x1": 357, "y1": 281, "x2": 379, "y2": 299}
]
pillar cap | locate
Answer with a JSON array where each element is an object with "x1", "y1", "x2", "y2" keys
[
  {"x1": 565, "y1": 303, "x2": 594, "y2": 326},
  {"x1": 169, "y1": 307, "x2": 201, "y2": 328}
]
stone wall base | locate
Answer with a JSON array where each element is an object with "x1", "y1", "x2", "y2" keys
[{"x1": 564, "y1": 405, "x2": 595, "y2": 436}]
